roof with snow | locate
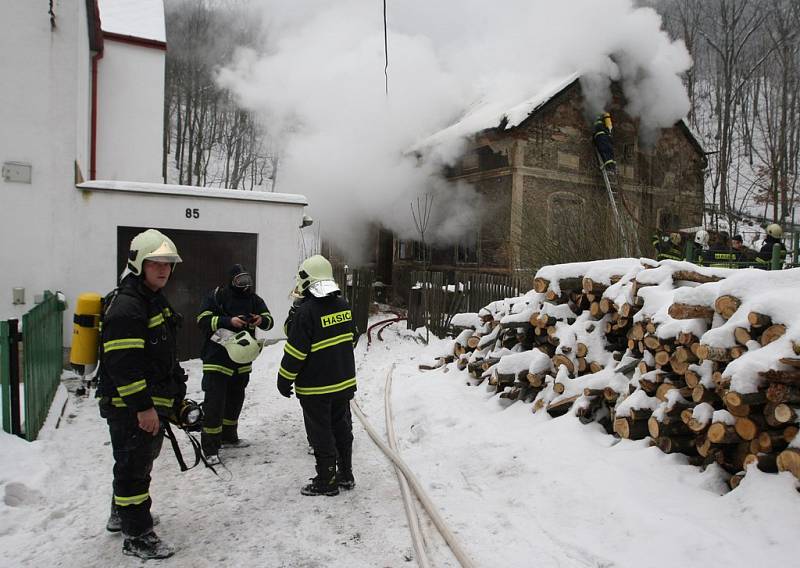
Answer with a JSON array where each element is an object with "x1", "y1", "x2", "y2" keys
[
  {"x1": 413, "y1": 73, "x2": 704, "y2": 156},
  {"x1": 97, "y1": 0, "x2": 166, "y2": 44},
  {"x1": 78, "y1": 180, "x2": 308, "y2": 206}
]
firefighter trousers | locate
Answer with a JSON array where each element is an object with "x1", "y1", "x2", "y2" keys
[
  {"x1": 201, "y1": 370, "x2": 250, "y2": 455},
  {"x1": 106, "y1": 408, "x2": 164, "y2": 537},
  {"x1": 299, "y1": 394, "x2": 354, "y2": 475}
]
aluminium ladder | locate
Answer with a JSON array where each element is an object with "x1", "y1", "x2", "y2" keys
[{"x1": 596, "y1": 150, "x2": 640, "y2": 258}]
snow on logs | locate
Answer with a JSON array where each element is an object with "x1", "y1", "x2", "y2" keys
[{"x1": 441, "y1": 260, "x2": 800, "y2": 490}]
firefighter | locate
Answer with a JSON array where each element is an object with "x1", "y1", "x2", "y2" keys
[
  {"x1": 731, "y1": 234, "x2": 755, "y2": 266},
  {"x1": 196, "y1": 264, "x2": 273, "y2": 462},
  {"x1": 277, "y1": 255, "x2": 357, "y2": 496},
  {"x1": 756, "y1": 224, "x2": 787, "y2": 268},
  {"x1": 703, "y1": 231, "x2": 739, "y2": 268},
  {"x1": 692, "y1": 229, "x2": 709, "y2": 264},
  {"x1": 593, "y1": 112, "x2": 616, "y2": 172},
  {"x1": 97, "y1": 229, "x2": 186, "y2": 560},
  {"x1": 652, "y1": 230, "x2": 684, "y2": 261}
]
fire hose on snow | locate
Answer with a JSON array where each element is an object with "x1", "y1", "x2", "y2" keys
[{"x1": 350, "y1": 367, "x2": 477, "y2": 568}]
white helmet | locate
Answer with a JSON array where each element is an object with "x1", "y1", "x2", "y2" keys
[
  {"x1": 295, "y1": 255, "x2": 340, "y2": 298},
  {"x1": 766, "y1": 223, "x2": 783, "y2": 238},
  {"x1": 223, "y1": 331, "x2": 264, "y2": 364},
  {"x1": 127, "y1": 229, "x2": 182, "y2": 275},
  {"x1": 694, "y1": 229, "x2": 709, "y2": 247}
]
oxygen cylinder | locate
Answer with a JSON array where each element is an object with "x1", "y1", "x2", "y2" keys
[
  {"x1": 69, "y1": 292, "x2": 102, "y2": 375},
  {"x1": 603, "y1": 113, "x2": 613, "y2": 131}
]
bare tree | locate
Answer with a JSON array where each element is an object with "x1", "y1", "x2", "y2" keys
[{"x1": 163, "y1": 0, "x2": 277, "y2": 190}]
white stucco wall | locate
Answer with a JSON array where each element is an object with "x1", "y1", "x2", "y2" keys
[
  {"x1": 70, "y1": 181, "x2": 308, "y2": 342},
  {"x1": 0, "y1": 0, "x2": 84, "y2": 322},
  {"x1": 1, "y1": 2, "x2": 310, "y2": 349},
  {"x1": 95, "y1": 40, "x2": 165, "y2": 183}
]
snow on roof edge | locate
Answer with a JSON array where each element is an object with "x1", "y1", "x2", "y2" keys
[{"x1": 77, "y1": 180, "x2": 308, "y2": 206}]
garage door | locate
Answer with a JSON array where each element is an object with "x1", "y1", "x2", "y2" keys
[{"x1": 117, "y1": 227, "x2": 258, "y2": 360}]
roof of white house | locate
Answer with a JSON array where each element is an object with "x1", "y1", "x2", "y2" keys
[
  {"x1": 97, "y1": 0, "x2": 166, "y2": 43},
  {"x1": 78, "y1": 180, "x2": 308, "y2": 206}
]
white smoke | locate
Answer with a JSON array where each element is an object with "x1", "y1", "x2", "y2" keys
[{"x1": 217, "y1": 0, "x2": 691, "y2": 260}]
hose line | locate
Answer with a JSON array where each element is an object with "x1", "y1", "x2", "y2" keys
[
  {"x1": 351, "y1": 376, "x2": 477, "y2": 568},
  {"x1": 384, "y1": 366, "x2": 431, "y2": 568}
]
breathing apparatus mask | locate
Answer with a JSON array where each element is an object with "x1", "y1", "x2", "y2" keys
[{"x1": 175, "y1": 399, "x2": 203, "y2": 431}]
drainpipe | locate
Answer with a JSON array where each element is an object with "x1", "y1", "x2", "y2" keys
[{"x1": 90, "y1": 48, "x2": 103, "y2": 180}]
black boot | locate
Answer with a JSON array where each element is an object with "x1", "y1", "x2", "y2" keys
[
  {"x1": 337, "y1": 446, "x2": 355, "y2": 490},
  {"x1": 122, "y1": 530, "x2": 175, "y2": 559},
  {"x1": 106, "y1": 500, "x2": 121, "y2": 532},
  {"x1": 301, "y1": 459, "x2": 339, "y2": 496},
  {"x1": 107, "y1": 499, "x2": 160, "y2": 532}
]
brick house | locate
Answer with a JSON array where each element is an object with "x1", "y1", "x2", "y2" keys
[{"x1": 376, "y1": 74, "x2": 706, "y2": 299}]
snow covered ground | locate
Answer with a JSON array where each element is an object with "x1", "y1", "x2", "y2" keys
[{"x1": 1, "y1": 316, "x2": 798, "y2": 567}]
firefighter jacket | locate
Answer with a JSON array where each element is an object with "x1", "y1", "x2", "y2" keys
[
  {"x1": 703, "y1": 246, "x2": 740, "y2": 268},
  {"x1": 97, "y1": 273, "x2": 186, "y2": 415},
  {"x1": 196, "y1": 285, "x2": 273, "y2": 374},
  {"x1": 756, "y1": 236, "x2": 787, "y2": 267},
  {"x1": 651, "y1": 234, "x2": 683, "y2": 261},
  {"x1": 278, "y1": 294, "x2": 356, "y2": 398}
]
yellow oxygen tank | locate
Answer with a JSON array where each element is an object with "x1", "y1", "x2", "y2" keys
[
  {"x1": 603, "y1": 112, "x2": 613, "y2": 131},
  {"x1": 69, "y1": 292, "x2": 102, "y2": 375}
]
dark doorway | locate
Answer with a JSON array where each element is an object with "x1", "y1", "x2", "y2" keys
[{"x1": 117, "y1": 227, "x2": 258, "y2": 360}]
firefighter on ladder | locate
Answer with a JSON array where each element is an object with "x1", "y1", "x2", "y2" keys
[{"x1": 593, "y1": 112, "x2": 616, "y2": 173}]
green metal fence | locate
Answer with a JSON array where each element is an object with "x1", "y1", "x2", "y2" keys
[
  {"x1": 1, "y1": 291, "x2": 65, "y2": 440},
  {"x1": 1, "y1": 320, "x2": 12, "y2": 434}
]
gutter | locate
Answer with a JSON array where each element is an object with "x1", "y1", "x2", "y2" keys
[{"x1": 90, "y1": 47, "x2": 103, "y2": 180}]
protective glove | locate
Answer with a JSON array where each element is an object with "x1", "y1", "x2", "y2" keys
[{"x1": 277, "y1": 376, "x2": 294, "y2": 398}]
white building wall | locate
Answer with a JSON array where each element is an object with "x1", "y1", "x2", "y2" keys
[
  {"x1": 71, "y1": 182, "x2": 308, "y2": 342},
  {"x1": 0, "y1": 0, "x2": 83, "y2": 322},
  {"x1": 95, "y1": 40, "x2": 165, "y2": 183}
]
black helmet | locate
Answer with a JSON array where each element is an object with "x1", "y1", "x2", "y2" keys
[{"x1": 228, "y1": 264, "x2": 253, "y2": 294}]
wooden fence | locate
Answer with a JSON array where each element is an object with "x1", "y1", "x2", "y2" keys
[{"x1": 407, "y1": 271, "x2": 535, "y2": 338}]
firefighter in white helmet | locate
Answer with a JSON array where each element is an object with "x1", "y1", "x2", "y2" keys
[
  {"x1": 277, "y1": 255, "x2": 357, "y2": 496},
  {"x1": 756, "y1": 224, "x2": 787, "y2": 268},
  {"x1": 97, "y1": 229, "x2": 186, "y2": 559}
]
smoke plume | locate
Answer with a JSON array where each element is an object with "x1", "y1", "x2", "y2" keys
[{"x1": 217, "y1": 0, "x2": 691, "y2": 260}]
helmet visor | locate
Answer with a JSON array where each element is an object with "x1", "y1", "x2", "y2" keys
[
  {"x1": 308, "y1": 280, "x2": 340, "y2": 298},
  {"x1": 144, "y1": 241, "x2": 182, "y2": 264}
]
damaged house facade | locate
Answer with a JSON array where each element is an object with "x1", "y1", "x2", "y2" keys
[{"x1": 376, "y1": 75, "x2": 706, "y2": 300}]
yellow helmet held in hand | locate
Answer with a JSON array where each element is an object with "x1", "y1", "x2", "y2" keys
[
  {"x1": 223, "y1": 331, "x2": 264, "y2": 364},
  {"x1": 127, "y1": 229, "x2": 182, "y2": 275},
  {"x1": 766, "y1": 223, "x2": 783, "y2": 238}
]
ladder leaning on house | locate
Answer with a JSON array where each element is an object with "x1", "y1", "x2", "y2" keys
[{"x1": 595, "y1": 150, "x2": 640, "y2": 258}]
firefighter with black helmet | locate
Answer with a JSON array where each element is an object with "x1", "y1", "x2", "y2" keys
[
  {"x1": 277, "y1": 255, "x2": 357, "y2": 496},
  {"x1": 196, "y1": 264, "x2": 273, "y2": 463},
  {"x1": 97, "y1": 229, "x2": 186, "y2": 560}
]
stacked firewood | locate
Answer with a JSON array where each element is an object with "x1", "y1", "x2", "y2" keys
[{"x1": 446, "y1": 260, "x2": 800, "y2": 490}]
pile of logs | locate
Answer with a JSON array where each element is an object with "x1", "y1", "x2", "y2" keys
[{"x1": 448, "y1": 261, "x2": 800, "y2": 490}]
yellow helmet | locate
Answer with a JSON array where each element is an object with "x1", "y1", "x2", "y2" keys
[
  {"x1": 766, "y1": 223, "x2": 783, "y2": 238},
  {"x1": 669, "y1": 233, "x2": 681, "y2": 246},
  {"x1": 223, "y1": 331, "x2": 264, "y2": 364},
  {"x1": 295, "y1": 255, "x2": 340, "y2": 298},
  {"x1": 127, "y1": 229, "x2": 182, "y2": 275}
]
